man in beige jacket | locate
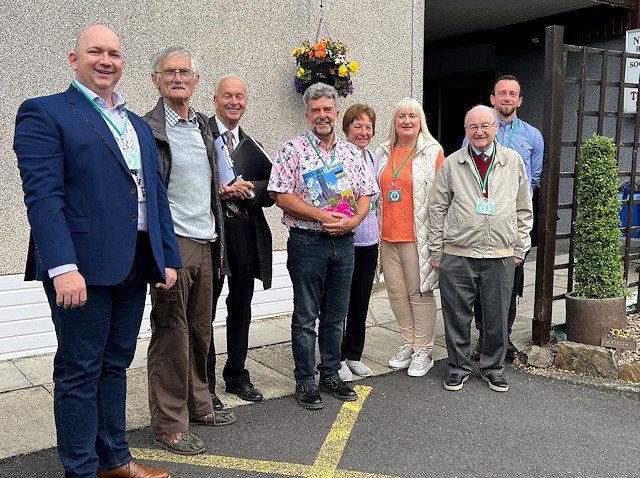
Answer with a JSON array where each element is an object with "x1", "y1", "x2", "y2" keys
[{"x1": 428, "y1": 105, "x2": 532, "y2": 393}]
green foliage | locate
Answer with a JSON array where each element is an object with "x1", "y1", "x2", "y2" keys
[{"x1": 573, "y1": 135, "x2": 627, "y2": 298}]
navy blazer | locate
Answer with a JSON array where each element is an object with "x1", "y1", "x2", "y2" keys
[{"x1": 14, "y1": 85, "x2": 181, "y2": 286}]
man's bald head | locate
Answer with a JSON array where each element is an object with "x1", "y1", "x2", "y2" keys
[
  {"x1": 74, "y1": 25, "x2": 119, "y2": 54},
  {"x1": 69, "y1": 25, "x2": 123, "y2": 106}
]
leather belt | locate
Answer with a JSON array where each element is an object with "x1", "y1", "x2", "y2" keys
[{"x1": 290, "y1": 228, "x2": 354, "y2": 240}]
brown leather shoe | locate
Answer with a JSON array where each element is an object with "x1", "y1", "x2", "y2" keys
[
  {"x1": 153, "y1": 431, "x2": 205, "y2": 455},
  {"x1": 96, "y1": 460, "x2": 171, "y2": 478},
  {"x1": 189, "y1": 409, "x2": 236, "y2": 426}
]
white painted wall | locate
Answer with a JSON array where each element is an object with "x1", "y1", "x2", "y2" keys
[{"x1": 0, "y1": 251, "x2": 292, "y2": 360}]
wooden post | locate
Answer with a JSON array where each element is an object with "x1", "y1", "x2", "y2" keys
[{"x1": 533, "y1": 25, "x2": 565, "y2": 347}]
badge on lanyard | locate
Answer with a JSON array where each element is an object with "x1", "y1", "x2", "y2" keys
[
  {"x1": 123, "y1": 151, "x2": 141, "y2": 170},
  {"x1": 388, "y1": 143, "x2": 415, "y2": 204},
  {"x1": 388, "y1": 190, "x2": 402, "y2": 202},
  {"x1": 476, "y1": 197, "x2": 495, "y2": 215}
]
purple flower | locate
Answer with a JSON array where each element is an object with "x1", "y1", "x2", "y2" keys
[{"x1": 293, "y1": 76, "x2": 308, "y2": 94}]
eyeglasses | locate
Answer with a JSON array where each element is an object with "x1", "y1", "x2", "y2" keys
[
  {"x1": 465, "y1": 121, "x2": 497, "y2": 132},
  {"x1": 157, "y1": 68, "x2": 194, "y2": 80}
]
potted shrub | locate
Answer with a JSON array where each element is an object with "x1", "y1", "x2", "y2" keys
[
  {"x1": 565, "y1": 134, "x2": 629, "y2": 345},
  {"x1": 292, "y1": 38, "x2": 359, "y2": 97}
]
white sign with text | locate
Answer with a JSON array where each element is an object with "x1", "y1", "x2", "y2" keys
[{"x1": 624, "y1": 29, "x2": 640, "y2": 113}]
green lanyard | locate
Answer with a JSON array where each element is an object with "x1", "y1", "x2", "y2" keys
[
  {"x1": 306, "y1": 132, "x2": 336, "y2": 169},
  {"x1": 391, "y1": 143, "x2": 417, "y2": 187},
  {"x1": 468, "y1": 144, "x2": 496, "y2": 195},
  {"x1": 72, "y1": 80, "x2": 129, "y2": 137},
  {"x1": 498, "y1": 118, "x2": 519, "y2": 148}
]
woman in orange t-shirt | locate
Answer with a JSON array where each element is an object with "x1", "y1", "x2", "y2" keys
[{"x1": 375, "y1": 98, "x2": 445, "y2": 377}]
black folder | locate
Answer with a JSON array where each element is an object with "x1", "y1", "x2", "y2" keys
[{"x1": 230, "y1": 137, "x2": 273, "y2": 181}]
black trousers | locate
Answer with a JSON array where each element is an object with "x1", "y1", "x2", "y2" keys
[
  {"x1": 207, "y1": 215, "x2": 259, "y2": 391},
  {"x1": 341, "y1": 243, "x2": 378, "y2": 361}
]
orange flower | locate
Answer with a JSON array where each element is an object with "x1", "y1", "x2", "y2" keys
[{"x1": 313, "y1": 41, "x2": 327, "y2": 59}]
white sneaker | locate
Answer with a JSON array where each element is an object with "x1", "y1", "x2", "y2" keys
[
  {"x1": 407, "y1": 351, "x2": 434, "y2": 377},
  {"x1": 345, "y1": 359, "x2": 373, "y2": 377},
  {"x1": 338, "y1": 361, "x2": 354, "y2": 382},
  {"x1": 388, "y1": 344, "x2": 413, "y2": 368}
]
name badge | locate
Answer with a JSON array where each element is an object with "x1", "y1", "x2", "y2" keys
[
  {"x1": 476, "y1": 198, "x2": 495, "y2": 215},
  {"x1": 388, "y1": 190, "x2": 402, "y2": 202},
  {"x1": 123, "y1": 151, "x2": 141, "y2": 170}
]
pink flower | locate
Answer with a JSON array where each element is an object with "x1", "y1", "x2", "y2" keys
[
  {"x1": 323, "y1": 199, "x2": 355, "y2": 217},
  {"x1": 334, "y1": 201, "x2": 354, "y2": 216}
]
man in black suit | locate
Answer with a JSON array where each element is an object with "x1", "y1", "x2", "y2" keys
[{"x1": 206, "y1": 75, "x2": 274, "y2": 407}]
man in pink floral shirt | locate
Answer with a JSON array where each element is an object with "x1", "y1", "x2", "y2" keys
[{"x1": 268, "y1": 83, "x2": 378, "y2": 410}]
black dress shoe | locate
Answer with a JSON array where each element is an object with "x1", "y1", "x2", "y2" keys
[
  {"x1": 226, "y1": 383, "x2": 263, "y2": 402},
  {"x1": 318, "y1": 378, "x2": 357, "y2": 401},
  {"x1": 443, "y1": 373, "x2": 469, "y2": 391},
  {"x1": 470, "y1": 337, "x2": 483, "y2": 361},
  {"x1": 482, "y1": 372, "x2": 509, "y2": 392},
  {"x1": 506, "y1": 341, "x2": 520, "y2": 360},
  {"x1": 211, "y1": 393, "x2": 224, "y2": 411},
  {"x1": 295, "y1": 383, "x2": 323, "y2": 410}
]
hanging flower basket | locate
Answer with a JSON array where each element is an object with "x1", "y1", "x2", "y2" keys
[
  {"x1": 299, "y1": 59, "x2": 336, "y2": 86},
  {"x1": 292, "y1": 38, "x2": 359, "y2": 97}
]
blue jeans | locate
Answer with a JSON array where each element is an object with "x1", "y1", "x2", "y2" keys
[
  {"x1": 43, "y1": 237, "x2": 149, "y2": 478},
  {"x1": 287, "y1": 229, "x2": 354, "y2": 384}
]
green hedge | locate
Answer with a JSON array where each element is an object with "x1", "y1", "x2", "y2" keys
[{"x1": 573, "y1": 134, "x2": 627, "y2": 299}]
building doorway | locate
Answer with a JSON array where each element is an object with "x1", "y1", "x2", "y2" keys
[{"x1": 424, "y1": 72, "x2": 495, "y2": 155}]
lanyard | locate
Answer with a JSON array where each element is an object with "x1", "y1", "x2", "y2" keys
[
  {"x1": 391, "y1": 143, "x2": 416, "y2": 187},
  {"x1": 306, "y1": 132, "x2": 336, "y2": 169},
  {"x1": 468, "y1": 144, "x2": 496, "y2": 195},
  {"x1": 499, "y1": 118, "x2": 519, "y2": 148},
  {"x1": 72, "y1": 80, "x2": 129, "y2": 137}
]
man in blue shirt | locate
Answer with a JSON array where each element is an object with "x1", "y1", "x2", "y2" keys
[
  {"x1": 469, "y1": 75, "x2": 544, "y2": 361},
  {"x1": 490, "y1": 75, "x2": 543, "y2": 195}
]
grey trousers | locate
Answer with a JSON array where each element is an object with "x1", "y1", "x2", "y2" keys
[{"x1": 439, "y1": 254, "x2": 515, "y2": 376}]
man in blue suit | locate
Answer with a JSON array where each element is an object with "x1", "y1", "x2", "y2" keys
[{"x1": 14, "y1": 25, "x2": 181, "y2": 478}]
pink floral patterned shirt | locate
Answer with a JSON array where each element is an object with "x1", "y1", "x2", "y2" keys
[{"x1": 268, "y1": 130, "x2": 379, "y2": 230}]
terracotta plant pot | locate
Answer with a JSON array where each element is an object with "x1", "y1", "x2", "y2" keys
[{"x1": 565, "y1": 292, "x2": 627, "y2": 346}]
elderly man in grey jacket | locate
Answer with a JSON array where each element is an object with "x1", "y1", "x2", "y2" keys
[{"x1": 428, "y1": 105, "x2": 532, "y2": 393}]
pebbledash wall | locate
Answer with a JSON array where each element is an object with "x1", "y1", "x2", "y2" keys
[{"x1": 0, "y1": 0, "x2": 423, "y2": 359}]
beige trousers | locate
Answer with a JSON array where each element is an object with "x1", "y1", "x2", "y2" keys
[{"x1": 380, "y1": 240, "x2": 436, "y2": 353}]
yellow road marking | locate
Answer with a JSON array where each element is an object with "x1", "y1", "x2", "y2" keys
[
  {"x1": 308, "y1": 385, "x2": 372, "y2": 477},
  {"x1": 130, "y1": 450, "x2": 310, "y2": 476},
  {"x1": 131, "y1": 385, "x2": 399, "y2": 477}
]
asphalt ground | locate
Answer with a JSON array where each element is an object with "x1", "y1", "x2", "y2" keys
[{"x1": 1, "y1": 359, "x2": 638, "y2": 478}]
